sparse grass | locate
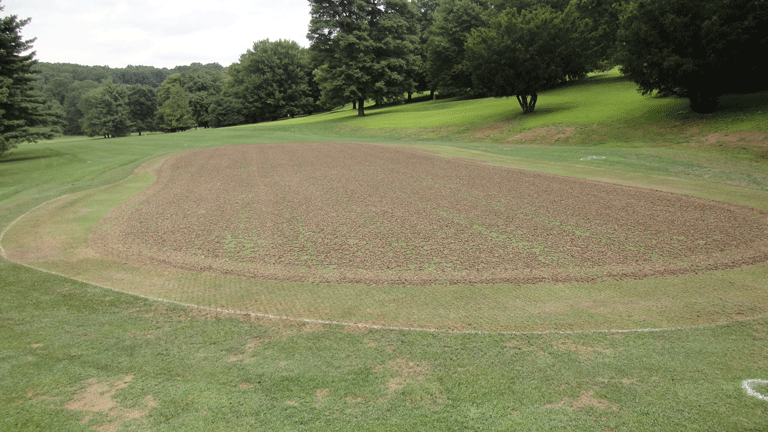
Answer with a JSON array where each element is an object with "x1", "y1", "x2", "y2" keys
[{"x1": 2, "y1": 73, "x2": 768, "y2": 430}]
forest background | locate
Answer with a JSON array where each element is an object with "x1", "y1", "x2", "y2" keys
[{"x1": 6, "y1": 0, "x2": 768, "y2": 146}]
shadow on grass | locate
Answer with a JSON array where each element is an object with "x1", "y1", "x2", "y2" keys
[
  {"x1": 0, "y1": 148, "x2": 62, "y2": 164},
  {"x1": 718, "y1": 90, "x2": 768, "y2": 111}
]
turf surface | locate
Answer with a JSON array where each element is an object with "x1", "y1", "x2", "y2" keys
[{"x1": 2, "y1": 72, "x2": 768, "y2": 430}]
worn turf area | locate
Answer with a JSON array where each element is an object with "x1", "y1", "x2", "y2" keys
[
  {"x1": 4, "y1": 142, "x2": 768, "y2": 333},
  {"x1": 89, "y1": 142, "x2": 768, "y2": 286}
]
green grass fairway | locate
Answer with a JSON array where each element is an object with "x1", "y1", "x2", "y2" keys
[{"x1": 2, "y1": 73, "x2": 768, "y2": 431}]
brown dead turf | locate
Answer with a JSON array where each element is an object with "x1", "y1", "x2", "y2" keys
[{"x1": 90, "y1": 142, "x2": 768, "y2": 286}]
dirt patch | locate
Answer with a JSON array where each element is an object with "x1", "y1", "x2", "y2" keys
[
  {"x1": 64, "y1": 375, "x2": 156, "y2": 431},
  {"x1": 508, "y1": 126, "x2": 576, "y2": 144},
  {"x1": 698, "y1": 131, "x2": 768, "y2": 156},
  {"x1": 555, "y1": 342, "x2": 619, "y2": 357},
  {"x1": 544, "y1": 390, "x2": 618, "y2": 411},
  {"x1": 315, "y1": 388, "x2": 330, "y2": 403},
  {"x1": 470, "y1": 121, "x2": 514, "y2": 141},
  {"x1": 90, "y1": 142, "x2": 768, "y2": 286},
  {"x1": 376, "y1": 358, "x2": 430, "y2": 394}
]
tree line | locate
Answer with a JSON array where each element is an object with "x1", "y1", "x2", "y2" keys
[{"x1": 2, "y1": 0, "x2": 767, "y2": 156}]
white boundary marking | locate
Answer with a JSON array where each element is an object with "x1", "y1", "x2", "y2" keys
[
  {"x1": 2, "y1": 155, "x2": 768, "y2": 335},
  {"x1": 742, "y1": 379, "x2": 768, "y2": 402}
]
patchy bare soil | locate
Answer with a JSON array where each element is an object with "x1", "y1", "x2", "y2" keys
[
  {"x1": 90, "y1": 142, "x2": 768, "y2": 286},
  {"x1": 64, "y1": 375, "x2": 156, "y2": 432},
  {"x1": 508, "y1": 126, "x2": 577, "y2": 144},
  {"x1": 697, "y1": 131, "x2": 768, "y2": 157}
]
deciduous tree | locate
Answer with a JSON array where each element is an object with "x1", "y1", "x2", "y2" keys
[
  {"x1": 155, "y1": 83, "x2": 195, "y2": 132},
  {"x1": 424, "y1": 0, "x2": 489, "y2": 96},
  {"x1": 126, "y1": 85, "x2": 156, "y2": 135},
  {"x1": 208, "y1": 94, "x2": 246, "y2": 128},
  {"x1": 61, "y1": 80, "x2": 99, "y2": 135},
  {"x1": 179, "y1": 67, "x2": 222, "y2": 128},
  {"x1": 618, "y1": 0, "x2": 768, "y2": 113},
  {"x1": 465, "y1": 7, "x2": 577, "y2": 114},
  {"x1": 78, "y1": 80, "x2": 132, "y2": 138},
  {"x1": 228, "y1": 39, "x2": 314, "y2": 123},
  {"x1": 308, "y1": 0, "x2": 420, "y2": 116}
]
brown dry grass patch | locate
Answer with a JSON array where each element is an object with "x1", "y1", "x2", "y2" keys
[
  {"x1": 89, "y1": 142, "x2": 768, "y2": 287},
  {"x1": 64, "y1": 375, "x2": 156, "y2": 432},
  {"x1": 544, "y1": 390, "x2": 618, "y2": 411}
]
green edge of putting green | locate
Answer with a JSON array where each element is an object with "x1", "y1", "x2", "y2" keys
[{"x1": 4, "y1": 144, "x2": 768, "y2": 333}]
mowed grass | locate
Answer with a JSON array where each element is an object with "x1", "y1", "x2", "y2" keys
[{"x1": 2, "y1": 73, "x2": 768, "y2": 430}]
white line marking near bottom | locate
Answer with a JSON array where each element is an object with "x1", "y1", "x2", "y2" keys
[{"x1": 743, "y1": 379, "x2": 768, "y2": 402}]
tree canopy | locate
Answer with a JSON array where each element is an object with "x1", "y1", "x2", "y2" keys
[
  {"x1": 228, "y1": 39, "x2": 314, "y2": 123},
  {"x1": 78, "y1": 80, "x2": 132, "y2": 138},
  {"x1": 155, "y1": 81, "x2": 195, "y2": 133},
  {"x1": 308, "y1": 0, "x2": 420, "y2": 116},
  {"x1": 425, "y1": 0, "x2": 490, "y2": 96},
  {"x1": 126, "y1": 85, "x2": 157, "y2": 135},
  {"x1": 618, "y1": 0, "x2": 768, "y2": 113},
  {"x1": 0, "y1": 3, "x2": 56, "y2": 156},
  {"x1": 466, "y1": 7, "x2": 579, "y2": 113}
]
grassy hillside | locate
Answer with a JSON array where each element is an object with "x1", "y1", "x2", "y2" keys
[{"x1": 2, "y1": 72, "x2": 767, "y2": 431}]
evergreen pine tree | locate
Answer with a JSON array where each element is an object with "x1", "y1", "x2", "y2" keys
[{"x1": 0, "y1": 2, "x2": 56, "y2": 156}]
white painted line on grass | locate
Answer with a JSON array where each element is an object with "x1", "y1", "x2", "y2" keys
[
  {"x1": 2, "y1": 156, "x2": 768, "y2": 335},
  {"x1": 743, "y1": 379, "x2": 768, "y2": 402},
  {"x1": 0, "y1": 156, "x2": 164, "y2": 259},
  {"x1": 3, "y1": 251, "x2": 768, "y2": 336}
]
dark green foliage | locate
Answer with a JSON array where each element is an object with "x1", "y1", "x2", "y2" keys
[
  {"x1": 411, "y1": 0, "x2": 440, "y2": 95},
  {"x1": 179, "y1": 67, "x2": 223, "y2": 128},
  {"x1": 126, "y1": 85, "x2": 157, "y2": 135},
  {"x1": 490, "y1": 0, "x2": 571, "y2": 10},
  {"x1": 424, "y1": 0, "x2": 489, "y2": 96},
  {"x1": 31, "y1": 62, "x2": 226, "y2": 135},
  {"x1": 61, "y1": 80, "x2": 99, "y2": 135},
  {"x1": 78, "y1": 80, "x2": 132, "y2": 138},
  {"x1": 618, "y1": 0, "x2": 768, "y2": 113},
  {"x1": 466, "y1": 7, "x2": 579, "y2": 113},
  {"x1": 567, "y1": 0, "x2": 629, "y2": 70},
  {"x1": 208, "y1": 95, "x2": 246, "y2": 128},
  {"x1": 0, "y1": 3, "x2": 56, "y2": 157},
  {"x1": 309, "y1": 0, "x2": 420, "y2": 116},
  {"x1": 155, "y1": 83, "x2": 195, "y2": 132},
  {"x1": 168, "y1": 62, "x2": 224, "y2": 76},
  {"x1": 156, "y1": 73, "x2": 183, "y2": 108},
  {"x1": 228, "y1": 39, "x2": 314, "y2": 123},
  {"x1": 112, "y1": 65, "x2": 175, "y2": 87}
]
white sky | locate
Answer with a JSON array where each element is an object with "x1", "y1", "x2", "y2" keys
[{"x1": 2, "y1": 0, "x2": 312, "y2": 69}]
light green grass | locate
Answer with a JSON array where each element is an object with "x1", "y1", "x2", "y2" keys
[{"x1": 2, "y1": 73, "x2": 768, "y2": 430}]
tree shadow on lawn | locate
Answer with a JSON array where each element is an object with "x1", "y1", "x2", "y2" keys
[{"x1": 0, "y1": 148, "x2": 62, "y2": 164}]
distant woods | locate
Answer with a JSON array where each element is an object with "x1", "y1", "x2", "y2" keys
[
  {"x1": 22, "y1": 0, "x2": 768, "y2": 140},
  {"x1": 33, "y1": 62, "x2": 228, "y2": 137}
]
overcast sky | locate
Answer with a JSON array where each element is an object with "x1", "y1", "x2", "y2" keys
[{"x1": 3, "y1": 0, "x2": 312, "y2": 69}]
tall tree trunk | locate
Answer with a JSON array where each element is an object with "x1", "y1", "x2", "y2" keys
[
  {"x1": 516, "y1": 93, "x2": 538, "y2": 114},
  {"x1": 352, "y1": 100, "x2": 357, "y2": 110},
  {"x1": 689, "y1": 89, "x2": 717, "y2": 113},
  {"x1": 357, "y1": 98, "x2": 365, "y2": 116}
]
